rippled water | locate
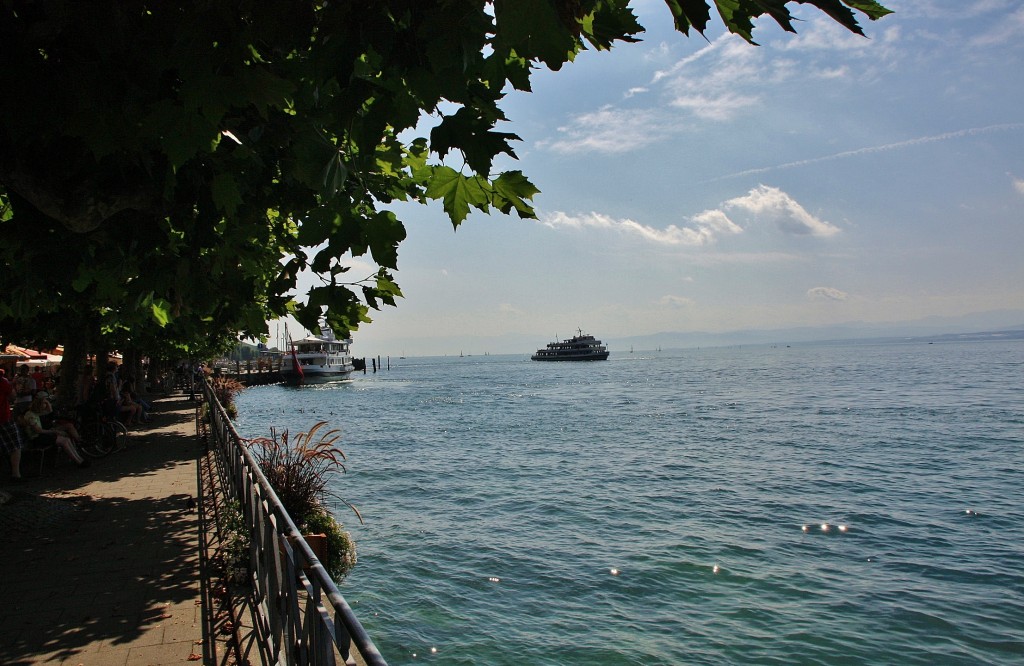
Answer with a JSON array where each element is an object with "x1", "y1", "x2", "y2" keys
[{"x1": 234, "y1": 340, "x2": 1024, "y2": 665}]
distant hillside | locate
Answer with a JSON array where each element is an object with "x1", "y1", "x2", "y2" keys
[
  {"x1": 613, "y1": 310, "x2": 1024, "y2": 351},
  {"x1": 361, "y1": 309, "x2": 1024, "y2": 357}
]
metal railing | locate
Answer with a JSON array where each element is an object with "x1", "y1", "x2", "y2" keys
[{"x1": 202, "y1": 381, "x2": 388, "y2": 666}]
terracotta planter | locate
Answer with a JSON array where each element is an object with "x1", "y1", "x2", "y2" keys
[{"x1": 282, "y1": 533, "x2": 328, "y2": 574}]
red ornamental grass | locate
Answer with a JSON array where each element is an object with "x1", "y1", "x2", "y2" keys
[
  {"x1": 243, "y1": 422, "x2": 360, "y2": 526},
  {"x1": 211, "y1": 376, "x2": 246, "y2": 408}
]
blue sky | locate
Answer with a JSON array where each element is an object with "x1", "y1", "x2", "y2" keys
[{"x1": 284, "y1": 1, "x2": 1024, "y2": 357}]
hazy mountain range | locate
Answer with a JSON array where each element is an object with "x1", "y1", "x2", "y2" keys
[
  {"x1": 366, "y1": 309, "x2": 1024, "y2": 357},
  {"x1": 611, "y1": 309, "x2": 1024, "y2": 352}
]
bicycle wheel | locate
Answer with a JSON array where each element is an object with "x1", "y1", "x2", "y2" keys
[
  {"x1": 106, "y1": 419, "x2": 128, "y2": 452},
  {"x1": 79, "y1": 420, "x2": 112, "y2": 457}
]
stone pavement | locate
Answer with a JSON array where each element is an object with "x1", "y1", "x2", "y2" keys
[{"x1": 0, "y1": 394, "x2": 224, "y2": 666}]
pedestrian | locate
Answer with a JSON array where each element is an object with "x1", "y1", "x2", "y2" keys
[
  {"x1": 0, "y1": 369, "x2": 24, "y2": 481},
  {"x1": 12, "y1": 365, "x2": 35, "y2": 416}
]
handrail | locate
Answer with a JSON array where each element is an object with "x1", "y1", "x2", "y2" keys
[{"x1": 202, "y1": 380, "x2": 388, "y2": 666}]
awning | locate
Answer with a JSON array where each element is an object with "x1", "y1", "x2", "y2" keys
[{"x1": 3, "y1": 345, "x2": 62, "y2": 366}]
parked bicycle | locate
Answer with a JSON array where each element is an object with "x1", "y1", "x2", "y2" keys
[
  {"x1": 55, "y1": 400, "x2": 128, "y2": 459},
  {"x1": 78, "y1": 412, "x2": 128, "y2": 458}
]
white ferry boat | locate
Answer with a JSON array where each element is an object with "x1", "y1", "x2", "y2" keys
[
  {"x1": 531, "y1": 330, "x2": 610, "y2": 361},
  {"x1": 282, "y1": 327, "x2": 355, "y2": 383}
]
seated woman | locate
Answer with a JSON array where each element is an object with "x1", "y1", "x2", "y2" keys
[
  {"x1": 20, "y1": 395, "x2": 90, "y2": 468},
  {"x1": 120, "y1": 372, "x2": 153, "y2": 423},
  {"x1": 34, "y1": 392, "x2": 84, "y2": 444}
]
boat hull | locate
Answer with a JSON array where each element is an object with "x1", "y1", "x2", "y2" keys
[
  {"x1": 282, "y1": 368, "x2": 353, "y2": 384},
  {"x1": 531, "y1": 353, "x2": 609, "y2": 361}
]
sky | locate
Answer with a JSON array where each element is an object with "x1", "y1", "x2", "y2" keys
[{"x1": 282, "y1": 0, "x2": 1024, "y2": 357}]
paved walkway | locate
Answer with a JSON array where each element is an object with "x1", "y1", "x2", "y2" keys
[{"x1": 0, "y1": 394, "x2": 221, "y2": 666}]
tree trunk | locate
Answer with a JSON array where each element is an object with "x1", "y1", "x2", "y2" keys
[{"x1": 55, "y1": 334, "x2": 88, "y2": 414}]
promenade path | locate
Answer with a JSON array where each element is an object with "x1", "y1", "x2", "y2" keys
[{"x1": 0, "y1": 393, "x2": 245, "y2": 666}]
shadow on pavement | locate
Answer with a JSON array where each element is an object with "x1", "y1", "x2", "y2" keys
[{"x1": 0, "y1": 394, "x2": 215, "y2": 665}]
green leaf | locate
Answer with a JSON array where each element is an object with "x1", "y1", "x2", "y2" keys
[
  {"x1": 142, "y1": 100, "x2": 219, "y2": 168},
  {"x1": 841, "y1": 1, "x2": 894, "y2": 20},
  {"x1": 424, "y1": 166, "x2": 490, "y2": 227},
  {"x1": 796, "y1": 1, "x2": 891, "y2": 37},
  {"x1": 662, "y1": 0, "x2": 714, "y2": 36},
  {"x1": 430, "y1": 107, "x2": 520, "y2": 175},
  {"x1": 707, "y1": 1, "x2": 893, "y2": 43},
  {"x1": 321, "y1": 152, "x2": 349, "y2": 196},
  {"x1": 211, "y1": 173, "x2": 243, "y2": 216},
  {"x1": 72, "y1": 268, "x2": 95, "y2": 293},
  {"x1": 242, "y1": 65, "x2": 298, "y2": 116},
  {"x1": 151, "y1": 298, "x2": 173, "y2": 326},
  {"x1": 493, "y1": 0, "x2": 578, "y2": 70},
  {"x1": 583, "y1": 0, "x2": 645, "y2": 50},
  {"x1": 491, "y1": 171, "x2": 539, "y2": 218},
  {"x1": 289, "y1": 127, "x2": 339, "y2": 191},
  {"x1": 714, "y1": 0, "x2": 759, "y2": 43},
  {"x1": 363, "y1": 211, "x2": 407, "y2": 270}
]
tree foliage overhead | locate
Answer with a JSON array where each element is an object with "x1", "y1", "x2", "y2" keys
[{"x1": 0, "y1": 0, "x2": 891, "y2": 355}]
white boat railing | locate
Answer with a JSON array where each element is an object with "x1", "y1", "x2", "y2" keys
[{"x1": 202, "y1": 379, "x2": 388, "y2": 666}]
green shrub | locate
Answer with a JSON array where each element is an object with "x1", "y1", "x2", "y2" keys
[
  {"x1": 302, "y1": 505, "x2": 357, "y2": 580},
  {"x1": 219, "y1": 499, "x2": 251, "y2": 582}
]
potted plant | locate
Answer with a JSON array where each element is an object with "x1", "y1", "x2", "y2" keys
[
  {"x1": 244, "y1": 422, "x2": 360, "y2": 581},
  {"x1": 210, "y1": 376, "x2": 245, "y2": 419}
]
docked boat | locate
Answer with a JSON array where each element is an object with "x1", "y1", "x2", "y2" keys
[
  {"x1": 282, "y1": 327, "x2": 355, "y2": 383},
  {"x1": 531, "y1": 330, "x2": 610, "y2": 361}
]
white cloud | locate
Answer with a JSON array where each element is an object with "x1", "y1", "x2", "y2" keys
[
  {"x1": 668, "y1": 91, "x2": 759, "y2": 121},
  {"x1": 1012, "y1": 174, "x2": 1024, "y2": 195},
  {"x1": 539, "y1": 209, "x2": 741, "y2": 247},
  {"x1": 689, "y1": 209, "x2": 744, "y2": 239},
  {"x1": 971, "y1": 6, "x2": 1024, "y2": 47},
  {"x1": 539, "y1": 186, "x2": 835, "y2": 246},
  {"x1": 807, "y1": 287, "x2": 849, "y2": 301},
  {"x1": 723, "y1": 185, "x2": 840, "y2": 237},
  {"x1": 816, "y1": 66, "x2": 849, "y2": 80},
  {"x1": 900, "y1": 0, "x2": 1021, "y2": 24},
  {"x1": 498, "y1": 303, "x2": 525, "y2": 316},
  {"x1": 776, "y1": 17, "x2": 879, "y2": 53},
  {"x1": 662, "y1": 38, "x2": 767, "y2": 121},
  {"x1": 652, "y1": 36, "x2": 725, "y2": 84},
  {"x1": 660, "y1": 295, "x2": 694, "y2": 307},
  {"x1": 645, "y1": 42, "x2": 672, "y2": 63},
  {"x1": 540, "y1": 107, "x2": 666, "y2": 154},
  {"x1": 540, "y1": 14, "x2": 910, "y2": 156}
]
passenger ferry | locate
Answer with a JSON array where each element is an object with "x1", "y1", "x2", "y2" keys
[
  {"x1": 531, "y1": 330, "x2": 610, "y2": 361},
  {"x1": 282, "y1": 327, "x2": 355, "y2": 383}
]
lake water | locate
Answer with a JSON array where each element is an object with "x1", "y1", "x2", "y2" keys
[{"x1": 233, "y1": 339, "x2": 1024, "y2": 665}]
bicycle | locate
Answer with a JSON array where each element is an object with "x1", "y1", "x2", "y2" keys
[{"x1": 77, "y1": 411, "x2": 129, "y2": 458}]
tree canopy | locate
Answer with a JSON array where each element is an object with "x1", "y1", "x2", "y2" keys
[{"x1": 0, "y1": 0, "x2": 892, "y2": 365}]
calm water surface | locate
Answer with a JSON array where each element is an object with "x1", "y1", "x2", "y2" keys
[{"x1": 234, "y1": 340, "x2": 1024, "y2": 665}]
